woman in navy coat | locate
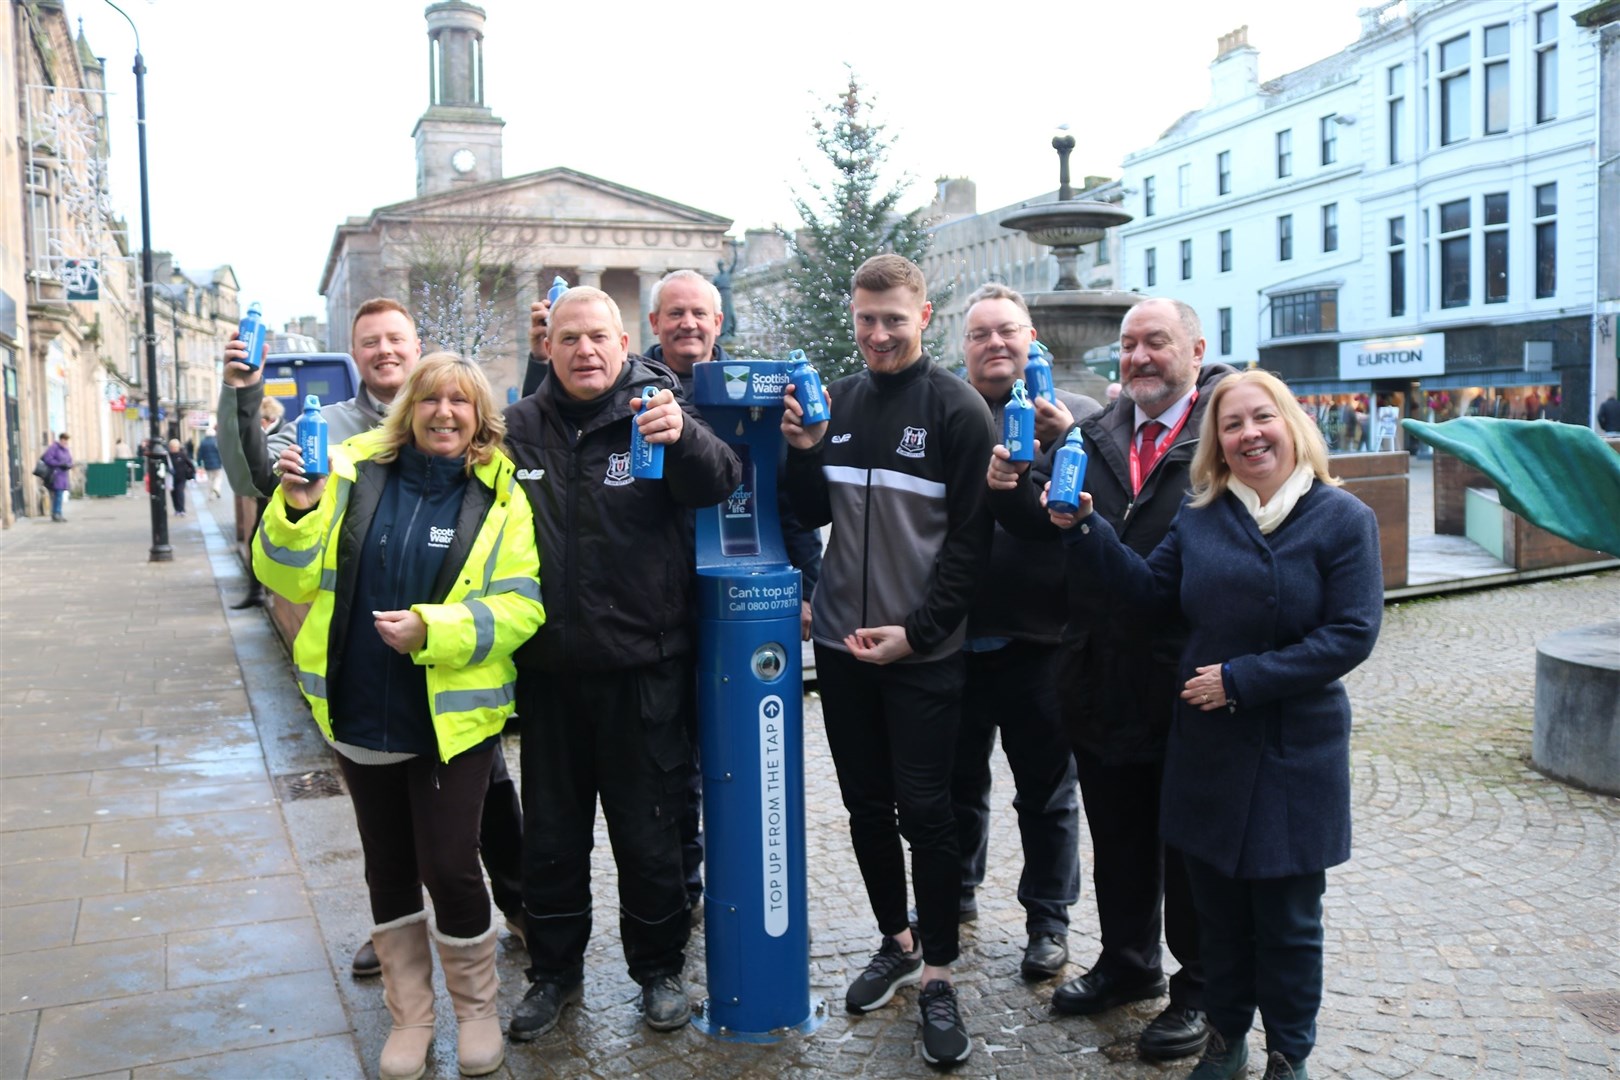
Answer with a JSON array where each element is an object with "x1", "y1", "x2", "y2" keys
[{"x1": 1051, "y1": 370, "x2": 1382, "y2": 1080}]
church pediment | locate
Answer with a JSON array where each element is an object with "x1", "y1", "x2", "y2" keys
[{"x1": 371, "y1": 167, "x2": 732, "y2": 229}]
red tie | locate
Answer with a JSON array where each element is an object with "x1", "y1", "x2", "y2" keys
[{"x1": 1138, "y1": 420, "x2": 1167, "y2": 478}]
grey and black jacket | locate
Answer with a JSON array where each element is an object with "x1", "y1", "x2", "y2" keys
[{"x1": 785, "y1": 355, "x2": 994, "y2": 663}]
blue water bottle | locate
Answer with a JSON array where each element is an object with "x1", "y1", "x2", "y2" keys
[
  {"x1": 298, "y1": 395, "x2": 329, "y2": 477},
  {"x1": 237, "y1": 301, "x2": 267, "y2": 372},
  {"x1": 788, "y1": 349, "x2": 829, "y2": 425},
  {"x1": 631, "y1": 385, "x2": 664, "y2": 479},
  {"x1": 1003, "y1": 379, "x2": 1036, "y2": 462},
  {"x1": 547, "y1": 275, "x2": 569, "y2": 307},
  {"x1": 1048, "y1": 428, "x2": 1088, "y2": 513},
  {"x1": 1023, "y1": 340, "x2": 1055, "y2": 403}
]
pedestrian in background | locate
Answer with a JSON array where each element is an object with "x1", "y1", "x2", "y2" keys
[
  {"x1": 42, "y1": 432, "x2": 72, "y2": 521},
  {"x1": 230, "y1": 397, "x2": 286, "y2": 610},
  {"x1": 255, "y1": 353, "x2": 544, "y2": 1080},
  {"x1": 1049, "y1": 369, "x2": 1383, "y2": 1080},
  {"x1": 165, "y1": 438, "x2": 195, "y2": 517},
  {"x1": 196, "y1": 428, "x2": 224, "y2": 498}
]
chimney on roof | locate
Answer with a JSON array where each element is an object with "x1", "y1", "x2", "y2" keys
[{"x1": 1209, "y1": 25, "x2": 1259, "y2": 106}]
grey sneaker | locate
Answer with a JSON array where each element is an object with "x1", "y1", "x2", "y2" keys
[
  {"x1": 845, "y1": 934, "x2": 923, "y2": 1013},
  {"x1": 918, "y1": 979, "x2": 972, "y2": 1068}
]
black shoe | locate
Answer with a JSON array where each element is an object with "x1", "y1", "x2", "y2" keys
[
  {"x1": 918, "y1": 979, "x2": 972, "y2": 1068},
  {"x1": 1051, "y1": 966, "x2": 1166, "y2": 1016},
  {"x1": 229, "y1": 590, "x2": 264, "y2": 610},
  {"x1": 1260, "y1": 1050, "x2": 1309, "y2": 1079},
  {"x1": 509, "y1": 978, "x2": 582, "y2": 1041},
  {"x1": 1188, "y1": 1029, "x2": 1249, "y2": 1079},
  {"x1": 845, "y1": 934, "x2": 923, "y2": 1013},
  {"x1": 351, "y1": 939, "x2": 380, "y2": 978},
  {"x1": 1020, "y1": 933, "x2": 1069, "y2": 981},
  {"x1": 1139, "y1": 1003, "x2": 1210, "y2": 1060},
  {"x1": 641, "y1": 973, "x2": 692, "y2": 1031}
]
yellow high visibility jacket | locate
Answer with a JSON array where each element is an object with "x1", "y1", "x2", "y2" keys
[{"x1": 253, "y1": 431, "x2": 544, "y2": 762}]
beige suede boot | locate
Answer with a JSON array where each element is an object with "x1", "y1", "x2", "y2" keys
[
  {"x1": 371, "y1": 912, "x2": 436, "y2": 1080},
  {"x1": 432, "y1": 922, "x2": 504, "y2": 1076}
]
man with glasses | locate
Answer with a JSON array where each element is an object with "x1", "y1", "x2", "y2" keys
[{"x1": 953, "y1": 284, "x2": 1096, "y2": 982}]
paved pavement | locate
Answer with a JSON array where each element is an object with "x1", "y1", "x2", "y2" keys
[{"x1": 1, "y1": 490, "x2": 1617, "y2": 1079}]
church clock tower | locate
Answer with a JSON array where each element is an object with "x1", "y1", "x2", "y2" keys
[{"x1": 412, "y1": 2, "x2": 504, "y2": 196}]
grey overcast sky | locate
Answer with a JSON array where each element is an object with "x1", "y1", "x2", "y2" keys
[{"x1": 65, "y1": 0, "x2": 1370, "y2": 328}]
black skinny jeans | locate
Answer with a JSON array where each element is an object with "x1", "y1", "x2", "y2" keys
[
  {"x1": 815, "y1": 644, "x2": 964, "y2": 968},
  {"x1": 337, "y1": 741, "x2": 496, "y2": 939}
]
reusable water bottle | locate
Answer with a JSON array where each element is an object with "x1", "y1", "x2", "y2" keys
[
  {"x1": 237, "y1": 302, "x2": 267, "y2": 372},
  {"x1": 547, "y1": 276, "x2": 569, "y2": 307},
  {"x1": 1002, "y1": 380, "x2": 1036, "y2": 463},
  {"x1": 297, "y1": 395, "x2": 329, "y2": 477},
  {"x1": 1023, "y1": 340, "x2": 1055, "y2": 403},
  {"x1": 1048, "y1": 428, "x2": 1089, "y2": 514},
  {"x1": 788, "y1": 349, "x2": 829, "y2": 425},
  {"x1": 630, "y1": 386, "x2": 664, "y2": 479}
]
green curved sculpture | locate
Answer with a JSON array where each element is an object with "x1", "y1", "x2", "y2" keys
[{"x1": 1401, "y1": 417, "x2": 1620, "y2": 557}]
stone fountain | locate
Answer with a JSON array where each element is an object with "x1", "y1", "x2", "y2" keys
[{"x1": 998, "y1": 129, "x2": 1143, "y2": 397}]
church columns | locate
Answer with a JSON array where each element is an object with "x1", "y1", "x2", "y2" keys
[{"x1": 578, "y1": 265, "x2": 604, "y2": 289}]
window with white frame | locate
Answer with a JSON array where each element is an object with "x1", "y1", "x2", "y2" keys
[
  {"x1": 1218, "y1": 307, "x2": 1232, "y2": 356},
  {"x1": 1389, "y1": 216, "x2": 1407, "y2": 317},
  {"x1": 1145, "y1": 247, "x2": 1157, "y2": 288},
  {"x1": 1535, "y1": 7, "x2": 1558, "y2": 123},
  {"x1": 1483, "y1": 192, "x2": 1508, "y2": 303},
  {"x1": 1387, "y1": 64, "x2": 1406, "y2": 165},
  {"x1": 1439, "y1": 34, "x2": 1470, "y2": 145},
  {"x1": 1439, "y1": 197, "x2": 1470, "y2": 308},
  {"x1": 1322, "y1": 204, "x2": 1339, "y2": 253},
  {"x1": 1271, "y1": 289, "x2": 1338, "y2": 337},
  {"x1": 1278, "y1": 214, "x2": 1294, "y2": 262},
  {"x1": 1534, "y1": 182, "x2": 1556, "y2": 297},
  {"x1": 1180, "y1": 239, "x2": 1192, "y2": 280},
  {"x1": 1276, "y1": 129, "x2": 1292, "y2": 178},
  {"x1": 1320, "y1": 115, "x2": 1337, "y2": 165},
  {"x1": 1218, "y1": 229, "x2": 1232, "y2": 273},
  {"x1": 1217, "y1": 150, "x2": 1231, "y2": 195},
  {"x1": 1483, "y1": 23, "x2": 1509, "y2": 135},
  {"x1": 1177, "y1": 163, "x2": 1191, "y2": 209},
  {"x1": 1144, "y1": 175, "x2": 1157, "y2": 217}
]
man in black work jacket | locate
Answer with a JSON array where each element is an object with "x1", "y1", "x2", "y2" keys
[{"x1": 501, "y1": 287, "x2": 741, "y2": 1041}]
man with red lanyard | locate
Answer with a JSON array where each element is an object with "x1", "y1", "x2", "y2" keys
[{"x1": 987, "y1": 297, "x2": 1235, "y2": 1063}]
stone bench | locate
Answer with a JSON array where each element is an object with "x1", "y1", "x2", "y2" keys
[{"x1": 1533, "y1": 621, "x2": 1620, "y2": 796}]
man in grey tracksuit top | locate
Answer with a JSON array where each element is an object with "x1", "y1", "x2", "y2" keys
[{"x1": 782, "y1": 255, "x2": 992, "y2": 1070}]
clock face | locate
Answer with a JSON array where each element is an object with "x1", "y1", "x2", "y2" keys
[{"x1": 451, "y1": 149, "x2": 476, "y2": 174}]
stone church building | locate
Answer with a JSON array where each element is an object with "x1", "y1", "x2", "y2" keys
[{"x1": 318, "y1": 1, "x2": 733, "y2": 400}]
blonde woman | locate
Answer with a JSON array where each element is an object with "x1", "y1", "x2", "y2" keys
[
  {"x1": 256, "y1": 353, "x2": 544, "y2": 1079},
  {"x1": 1050, "y1": 370, "x2": 1382, "y2": 1080}
]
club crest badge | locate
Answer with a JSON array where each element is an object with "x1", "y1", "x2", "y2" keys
[
  {"x1": 897, "y1": 426, "x2": 928, "y2": 459},
  {"x1": 604, "y1": 451, "x2": 633, "y2": 486}
]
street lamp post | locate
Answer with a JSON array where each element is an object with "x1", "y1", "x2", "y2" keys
[{"x1": 103, "y1": 0, "x2": 169, "y2": 561}]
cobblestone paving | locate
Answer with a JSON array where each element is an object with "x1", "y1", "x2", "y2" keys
[{"x1": 474, "y1": 573, "x2": 1620, "y2": 1079}]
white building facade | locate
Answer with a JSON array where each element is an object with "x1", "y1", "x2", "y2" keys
[{"x1": 1119, "y1": 0, "x2": 1605, "y2": 443}]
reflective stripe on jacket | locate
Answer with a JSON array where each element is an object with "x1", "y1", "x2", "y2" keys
[{"x1": 253, "y1": 430, "x2": 544, "y2": 761}]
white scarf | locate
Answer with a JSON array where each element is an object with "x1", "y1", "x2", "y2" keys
[{"x1": 1229, "y1": 463, "x2": 1315, "y2": 534}]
